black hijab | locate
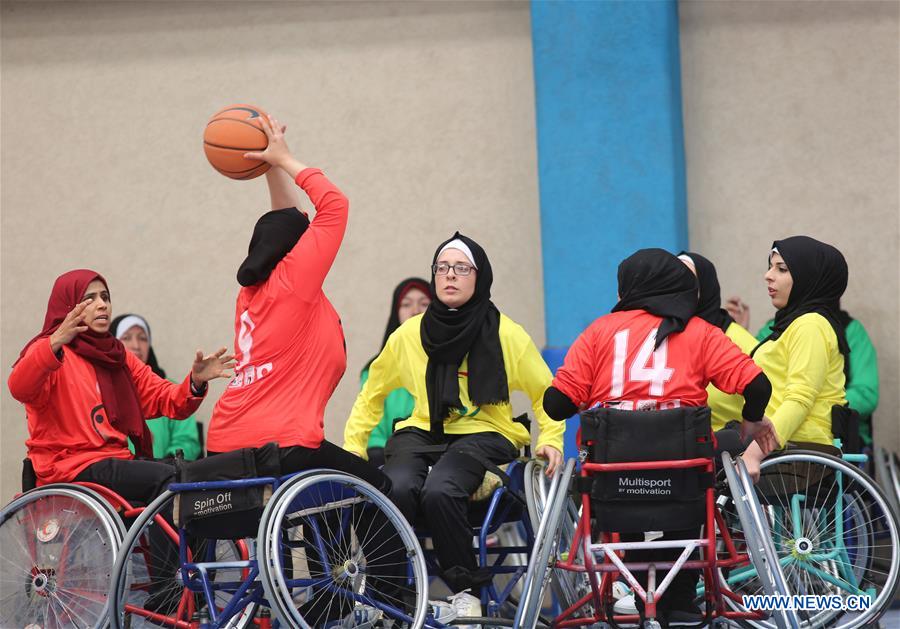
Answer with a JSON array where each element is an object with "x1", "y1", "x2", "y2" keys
[
  {"x1": 362, "y1": 277, "x2": 431, "y2": 373},
  {"x1": 110, "y1": 313, "x2": 166, "y2": 379},
  {"x1": 679, "y1": 251, "x2": 733, "y2": 332},
  {"x1": 420, "y1": 232, "x2": 508, "y2": 436},
  {"x1": 754, "y1": 236, "x2": 850, "y2": 357},
  {"x1": 237, "y1": 207, "x2": 310, "y2": 287},
  {"x1": 612, "y1": 248, "x2": 699, "y2": 348}
]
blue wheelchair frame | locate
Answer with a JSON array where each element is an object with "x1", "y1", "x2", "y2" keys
[{"x1": 115, "y1": 472, "x2": 423, "y2": 629}]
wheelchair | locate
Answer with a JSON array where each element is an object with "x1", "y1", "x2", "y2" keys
[
  {"x1": 0, "y1": 453, "x2": 431, "y2": 628},
  {"x1": 515, "y1": 406, "x2": 804, "y2": 629},
  {"x1": 105, "y1": 460, "x2": 431, "y2": 629},
  {"x1": 0, "y1": 461, "x2": 160, "y2": 629},
  {"x1": 516, "y1": 407, "x2": 900, "y2": 629},
  {"x1": 872, "y1": 446, "x2": 900, "y2": 519},
  {"x1": 715, "y1": 446, "x2": 900, "y2": 628}
]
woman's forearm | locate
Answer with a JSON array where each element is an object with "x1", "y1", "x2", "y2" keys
[{"x1": 265, "y1": 164, "x2": 303, "y2": 210}]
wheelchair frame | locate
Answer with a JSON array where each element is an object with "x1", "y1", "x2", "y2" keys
[
  {"x1": 107, "y1": 469, "x2": 430, "y2": 629},
  {"x1": 515, "y1": 452, "x2": 800, "y2": 629}
]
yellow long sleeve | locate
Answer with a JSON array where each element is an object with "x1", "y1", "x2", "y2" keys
[{"x1": 752, "y1": 313, "x2": 845, "y2": 446}]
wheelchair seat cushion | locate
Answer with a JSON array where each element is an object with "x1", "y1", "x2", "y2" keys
[
  {"x1": 469, "y1": 463, "x2": 510, "y2": 502},
  {"x1": 580, "y1": 406, "x2": 714, "y2": 533},
  {"x1": 174, "y1": 442, "x2": 281, "y2": 538}
]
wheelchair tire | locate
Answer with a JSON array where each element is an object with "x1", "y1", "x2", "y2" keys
[
  {"x1": 257, "y1": 470, "x2": 429, "y2": 629},
  {"x1": 720, "y1": 450, "x2": 900, "y2": 629},
  {"x1": 1, "y1": 485, "x2": 124, "y2": 629},
  {"x1": 524, "y1": 459, "x2": 551, "y2": 532},
  {"x1": 515, "y1": 458, "x2": 578, "y2": 629},
  {"x1": 108, "y1": 490, "x2": 256, "y2": 629}
]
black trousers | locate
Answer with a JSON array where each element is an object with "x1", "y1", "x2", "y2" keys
[
  {"x1": 208, "y1": 439, "x2": 391, "y2": 494},
  {"x1": 74, "y1": 457, "x2": 176, "y2": 506},
  {"x1": 383, "y1": 428, "x2": 518, "y2": 592}
]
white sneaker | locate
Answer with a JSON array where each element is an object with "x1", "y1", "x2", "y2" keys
[
  {"x1": 429, "y1": 599, "x2": 458, "y2": 623},
  {"x1": 613, "y1": 593, "x2": 638, "y2": 615},
  {"x1": 329, "y1": 604, "x2": 385, "y2": 628},
  {"x1": 449, "y1": 590, "x2": 482, "y2": 627},
  {"x1": 611, "y1": 580, "x2": 631, "y2": 600}
]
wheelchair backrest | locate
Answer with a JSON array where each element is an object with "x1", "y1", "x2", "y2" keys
[
  {"x1": 173, "y1": 442, "x2": 281, "y2": 539},
  {"x1": 580, "y1": 405, "x2": 714, "y2": 532}
]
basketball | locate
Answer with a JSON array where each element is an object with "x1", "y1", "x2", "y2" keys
[{"x1": 203, "y1": 104, "x2": 271, "y2": 180}]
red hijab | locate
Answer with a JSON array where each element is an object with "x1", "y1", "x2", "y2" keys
[{"x1": 18, "y1": 269, "x2": 152, "y2": 457}]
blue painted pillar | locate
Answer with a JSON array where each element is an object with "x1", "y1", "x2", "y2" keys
[{"x1": 531, "y1": 0, "x2": 689, "y2": 457}]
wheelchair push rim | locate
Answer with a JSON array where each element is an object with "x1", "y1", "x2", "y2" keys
[{"x1": 258, "y1": 470, "x2": 429, "y2": 629}]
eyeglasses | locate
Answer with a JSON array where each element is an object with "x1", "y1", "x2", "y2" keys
[{"x1": 432, "y1": 262, "x2": 474, "y2": 276}]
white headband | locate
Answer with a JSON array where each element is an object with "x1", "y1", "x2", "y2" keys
[
  {"x1": 115, "y1": 315, "x2": 151, "y2": 344},
  {"x1": 677, "y1": 254, "x2": 695, "y2": 266},
  {"x1": 438, "y1": 239, "x2": 478, "y2": 269}
]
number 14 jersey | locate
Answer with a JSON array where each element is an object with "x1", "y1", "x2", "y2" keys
[{"x1": 552, "y1": 310, "x2": 762, "y2": 412}]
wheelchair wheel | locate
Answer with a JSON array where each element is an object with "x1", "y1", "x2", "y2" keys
[
  {"x1": 872, "y1": 447, "x2": 899, "y2": 517},
  {"x1": 722, "y1": 452, "x2": 801, "y2": 629},
  {"x1": 720, "y1": 450, "x2": 900, "y2": 629},
  {"x1": 515, "y1": 458, "x2": 577, "y2": 629},
  {"x1": 258, "y1": 471, "x2": 428, "y2": 628},
  {"x1": 1, "y1": 485, "x2": 124, "y2": 629},
  {"x1": 108, "y1": 491, "x2": 256, "y2": 629}
]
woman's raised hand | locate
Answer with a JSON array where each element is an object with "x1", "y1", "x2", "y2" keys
[
  {"x1": 725, "y1": 296, "x2": 750, "y2": 329},
  {"x1": 191, "y1": 347, "x2": 236, "y2": 388},
  {"x1": 244, "y1": 114, "x2": 306, "y2": 178},
  {"x1": 49, "y1": 300, "x2": 92, "y2": 353}
]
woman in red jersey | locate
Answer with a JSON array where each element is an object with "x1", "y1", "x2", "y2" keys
[
  {"x1": 543, "y1": 248, "x2": 778, "y2": 626},
  {"x1": 204, "y1": 115, "x2": 411, "y2": 627},
  {"x1": 10, "y1": 269, "x2": 231, "y2": 497},
  {"x1": 205, "y1": 114, "x2": 387, "y2": 491}
]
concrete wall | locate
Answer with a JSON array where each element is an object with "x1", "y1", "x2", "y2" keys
[
  {"x1": 0, "y1": 1, "x2": 544, "y2": 503},
  {"x1": 679, "y1": 0, "x2": 900, "y2": 451},
  {"x1": 3, "y1": 0, "x2": 897, "y2": 505}
]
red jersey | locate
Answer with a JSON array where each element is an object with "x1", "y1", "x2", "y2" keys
[
  {"x1": 553, "y1": 310, "x2": 761, "y2": 411},
  {"x1": 207, "y1": 168, "x2": 348, "y2": 452},
  {"x1": 9, "y1": 338, "x2": 203, "y2": 485}
]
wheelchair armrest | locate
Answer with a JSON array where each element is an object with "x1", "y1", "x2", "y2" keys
[{"x1": 714, "y1": 422, "x2": 748, "y2": 457}]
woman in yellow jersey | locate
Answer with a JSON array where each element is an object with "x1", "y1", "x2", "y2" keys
[
  {"x1": 678, "y1": 252, "x2": 759, "y2": 431},
  {"x1": 344, "y1": 231, "x2": 564, "y2": 620},
  {"x1": 741, "y1": 236, "x2": 849, "y2": 478}
]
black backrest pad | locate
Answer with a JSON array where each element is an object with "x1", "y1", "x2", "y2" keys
[
  {"x1": 580, "y1": 406, "x2": 714, "y2": 532},
  {"x1": 175, "y1": 442, "x2": 281, "y2": 539}
]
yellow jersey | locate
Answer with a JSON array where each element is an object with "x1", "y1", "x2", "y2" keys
[
  {"x1": 752, "y1": 313, "x2": 846, "y2": 446},
  {"x1": 343, "y1": 313, "x2": 564, "y2": 459}
]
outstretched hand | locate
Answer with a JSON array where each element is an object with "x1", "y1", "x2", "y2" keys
[
  {"x1": 49, "y1": 300, "x2": 92, "y2": 352},
  {"x1": 191, "y1": 347, "x2": 236, "y2": 387}
]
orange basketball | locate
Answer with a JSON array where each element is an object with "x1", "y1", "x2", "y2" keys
[{"x1": 203, "y1": 104, "x2": 271, "y2": 180}]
